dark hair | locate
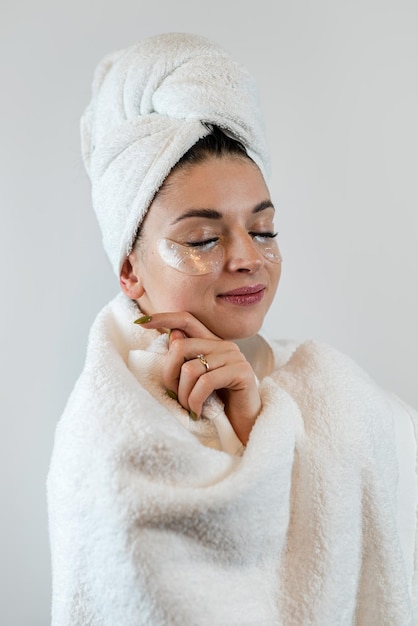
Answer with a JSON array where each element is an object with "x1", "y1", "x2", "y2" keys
[{"x1": 173, "y1": 124, "x2": 251, "y2": 171}]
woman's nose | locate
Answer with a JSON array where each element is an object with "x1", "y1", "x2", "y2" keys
[{"x1": 225, "y1": 231, "x2": 263, "y2": 273}]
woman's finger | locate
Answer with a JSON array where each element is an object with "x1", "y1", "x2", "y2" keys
[
  {"x1": 175, "y1": 349, "x2": 242, "y2": 411},
  {"x1": 187, "y1": 361, "x2": 258, "y2": 419},
  {"x1": 163, "y1": 337, "x2": 240, "y2": 395},
  {"x1": 135, "y1": 311, "x2": 220, "y2": 340}
]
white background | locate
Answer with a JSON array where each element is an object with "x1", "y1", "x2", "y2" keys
[{"x1": 1, "y1": 0, "x2": 417, "y2": 623}]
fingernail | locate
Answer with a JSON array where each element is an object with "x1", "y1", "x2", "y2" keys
[
  {"x1": 165, "y1": 389, "x2": 178, "y2": 401},
  {"x1": 189, "y1": 410, "x2": 199, "y2": 421},
  {"x1": 134, "y1": 315, "x2": 152, "y2": 324}
]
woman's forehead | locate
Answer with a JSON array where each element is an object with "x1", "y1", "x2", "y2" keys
[{"x1": 146, "y1": 156, "x2": 272, "y2": 223}]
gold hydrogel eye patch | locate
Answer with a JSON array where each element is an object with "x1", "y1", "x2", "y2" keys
[
  {"x1": 252, "y1": 236, "x2": 282, "y2": 263},
  {"x1": 157, "y1": 236, "x2": 282, "y2": 275},
  {"x1": 157, "y1": 239, "x2": 224, "y2": 275}
]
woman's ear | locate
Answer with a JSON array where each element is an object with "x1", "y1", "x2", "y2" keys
[{"x1": 119, "y1": 255, "x2": 145, "y2": 299}]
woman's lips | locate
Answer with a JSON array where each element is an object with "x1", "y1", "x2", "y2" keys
[{"x1": 217, "y1": 284, "x2": 265, "y2": 306}]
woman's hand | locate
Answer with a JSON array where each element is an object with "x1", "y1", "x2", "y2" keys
[{"x1": 135, "y1": 312, "x2": 261, "y2": 445}]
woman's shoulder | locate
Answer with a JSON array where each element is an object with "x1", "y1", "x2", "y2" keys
[
  {"x1": 265, "y1": 337, "x2": 417, "y2": 422},
  {"x1": 266, "y1": 335, "x2": 418, "y2": 437},
  {"x1": 266, "y1": 336, "x2": 362, "y2": 374}
]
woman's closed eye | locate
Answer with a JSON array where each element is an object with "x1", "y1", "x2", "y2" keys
[
  {"x1": 250, "y1": 231, "x2": 278, "y2": 242},
  {"x1": 185, "y1": 232, "x2": 278, "y2": 248},
  {"x1": 184, "y1": 237, "x2": 219, "y2": 250}
]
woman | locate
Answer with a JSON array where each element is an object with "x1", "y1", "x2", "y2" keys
[{"x1": 47, "y1": 33, "x2": 417, "y2": 625}]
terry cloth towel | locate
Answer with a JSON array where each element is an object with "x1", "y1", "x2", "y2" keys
[
  {"x1": 80, "y1": 33, "x2": 270, "y2": 275},
  {"x1": 47, "y1": 294, "x2": 418, "y2": 626}
]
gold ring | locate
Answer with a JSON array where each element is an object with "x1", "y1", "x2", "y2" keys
[{"x1": 196, "y1": 354, "x2": 210, "y2": 371}]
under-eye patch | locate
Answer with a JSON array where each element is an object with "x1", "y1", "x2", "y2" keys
[
  {"x1": 157, "y1": 235, "x2": 282, "y2": 275},
  {"x1": 252, "y1": 235, "x2": 282, "y2": 263},
  {"x1": 157, "y1": 239, "x2": 224, "y2": 274}
]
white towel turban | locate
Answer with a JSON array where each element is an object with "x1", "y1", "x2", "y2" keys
[{"x1": 81, "y1": 32, "x2": 270, "y2": 275}]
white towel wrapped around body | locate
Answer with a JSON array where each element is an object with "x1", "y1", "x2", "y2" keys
[
  {"x1": 47, "y1": 294, "x2": 418, "y2": 625},
  {"x1": 81, "y1": 33, "x2": 270, "y2": 275}
]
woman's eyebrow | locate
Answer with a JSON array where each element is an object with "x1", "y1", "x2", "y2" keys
[
  {"x1": 171, "y1": 200, "x2": 275, "y2": 225},
  {"x1": 253, "y1": 200, "x2": 275, "y2": 214},
  {"x1": 171, "y1": 208, "x2": 221, "y2": 224}
]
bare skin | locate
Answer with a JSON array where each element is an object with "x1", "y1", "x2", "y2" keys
[{"x1": 120, "y1": 155, "x2": 281, "y2": 445}]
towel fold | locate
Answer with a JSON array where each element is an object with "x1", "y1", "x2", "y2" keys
[{"x1": 81, "y1": 33, "x2": 270, "y2": 275}]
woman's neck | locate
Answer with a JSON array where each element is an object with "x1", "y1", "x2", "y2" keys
[{"x1": 233, "y1": 335, "x2": 274, "y2": 380}]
